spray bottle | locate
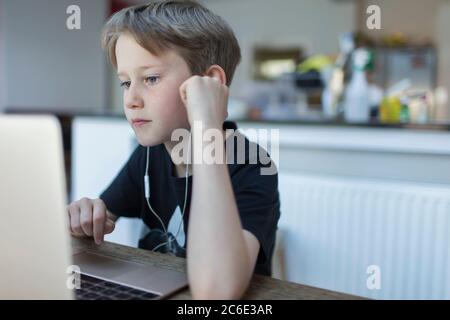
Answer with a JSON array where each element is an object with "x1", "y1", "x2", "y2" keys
[{"x1": 344, "y1": 48, "x2": 371, "y2": 123}]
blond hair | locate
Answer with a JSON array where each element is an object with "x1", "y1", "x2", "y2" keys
[{"x1": 102, "y1": 0, "x2": 241, "y2": 86}]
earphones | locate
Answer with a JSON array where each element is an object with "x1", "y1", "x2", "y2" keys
[{"x1": 143, "y1": 133, "x2": 191, "y2": 256}]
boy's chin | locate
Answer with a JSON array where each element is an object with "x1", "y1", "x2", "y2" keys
[{"x1": 135, "y1": 134, "x2": 164, "y2": 147}]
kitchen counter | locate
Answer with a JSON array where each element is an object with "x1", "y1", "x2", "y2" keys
[
  {"x1": 237, "y1": 117, "x2": 450, "y2": 131},
  {"x1": 4, "y1": 108, "x2": 450, "y2": 131}
]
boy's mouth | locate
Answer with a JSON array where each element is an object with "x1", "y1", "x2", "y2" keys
[{"x1": 131, "y1": 118, "x2": 152, "y2": 128}]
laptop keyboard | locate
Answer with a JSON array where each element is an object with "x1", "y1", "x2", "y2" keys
[{"x1": 75, "y1": 273, "x2": 160, "y2": 300}]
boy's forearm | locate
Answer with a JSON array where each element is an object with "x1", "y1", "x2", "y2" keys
[{"x1": 187, "y1": 128, "x2": 252, "y2": 299}]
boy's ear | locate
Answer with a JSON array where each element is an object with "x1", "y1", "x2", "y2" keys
[{"x1": 203, "y1": 65, "x2": 227, "y2": 86}]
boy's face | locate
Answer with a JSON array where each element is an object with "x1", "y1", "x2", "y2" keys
[{"x1": 116, "y1": 33, "x2": 192, "y2": 146}]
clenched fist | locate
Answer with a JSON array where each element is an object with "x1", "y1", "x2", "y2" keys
[{"x1": 179, "y1": 74, "x2": 229, "y2": 129}]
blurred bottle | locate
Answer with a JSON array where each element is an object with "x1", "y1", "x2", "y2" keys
[
  {"x1": 322, "y1": 67, "x2": 344, "y2": 119},
  {"x1": 344, "y1": 48, "x2": 371, "y2": 123},
  {"x1": 322, "y1": 33, "x2": 354, "y2": 119},
  {"x1": 400, "y1": 96, "x2": 410, "y2": 123},
  {"x1": 434, "y1": 87, "x2": 449, "y2": 121},
  {"x1": 379, "y1": 79, "x2": 413, "y2": 124},
  {"x1": 380, "y1": 96, "x2": 402, "y2": 123},
  {"x1": 409, "y1": 94, "x2": 428, "y2": 124}
]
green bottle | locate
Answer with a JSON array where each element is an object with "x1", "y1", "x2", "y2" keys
[{"x1": 400, "y1": 97, "x2": 410, "y2": 123}]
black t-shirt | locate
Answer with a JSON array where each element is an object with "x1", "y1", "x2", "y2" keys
[{"x1": 99, "y1": 121, "x2": 280, "y2": 276}]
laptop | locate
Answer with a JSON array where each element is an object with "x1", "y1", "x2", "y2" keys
[{"x1": 0, "y1": 114, "x2": 188, "y2": 300}]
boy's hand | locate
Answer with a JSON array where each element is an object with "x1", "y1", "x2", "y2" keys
[
  {"x1": 67, "y1": 198, "x2": 116, "y2": 244},
  {"x1": 179, "y1": 75, "x2": 229, "y2": 129}
]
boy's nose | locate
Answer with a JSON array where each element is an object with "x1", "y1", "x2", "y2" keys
[{"x1": 125, "y1": 87, "x2": 144, "y2": 109}]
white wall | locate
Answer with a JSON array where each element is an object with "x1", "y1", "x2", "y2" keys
[
  {"x1": 359, "y1": 0, "x2": 440, "y2": 41},
  {"x1": 1, "y1": 0, "x2": 108, "y2": 112}
]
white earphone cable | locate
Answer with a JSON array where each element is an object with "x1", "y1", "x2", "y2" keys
[
  {"x1": 144, "y1": 132, "x2": 191, "y2": 254},
  {"x1": 145, "y1": 146, "x2": 167, "y2": 236}
]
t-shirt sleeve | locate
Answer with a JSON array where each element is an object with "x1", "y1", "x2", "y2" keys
[
  {"x1": 99, "y1": 146, "x2": 143, "y2": 218},
  {"x1": 232, "y1": 160, "x2": 281, "y2": 270}
]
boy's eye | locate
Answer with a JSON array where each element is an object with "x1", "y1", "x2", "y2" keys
[
  {"x1": 120, "y1": 81, "x2": 131, "y2": 89},
  {"x1": 145, "y1": 75, "x2": 160, "y2": 85},
  {"x1": 119, "y1": 76, "x2": 159, "y2": 90}
]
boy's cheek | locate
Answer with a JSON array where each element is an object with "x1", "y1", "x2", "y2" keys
[{"x1": 163, "y1": 108, "x2": 189, "y2": 131}]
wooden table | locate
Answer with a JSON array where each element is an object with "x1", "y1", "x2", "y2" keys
[{"x1": 72, "y1": 237, "x2": 365, "y2": 300}]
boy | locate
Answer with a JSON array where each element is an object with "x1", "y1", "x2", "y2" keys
[{"x1": 67, "y1": 0, "x2": 280, "y2": 299}]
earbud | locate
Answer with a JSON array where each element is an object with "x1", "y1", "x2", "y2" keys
[{"x1": 144, "y1": 174, "x2": 150, "y2": 198}]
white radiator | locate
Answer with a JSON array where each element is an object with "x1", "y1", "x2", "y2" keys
[{"x1": 278, "y1": 173, "x2": 450, "y2": 299}]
